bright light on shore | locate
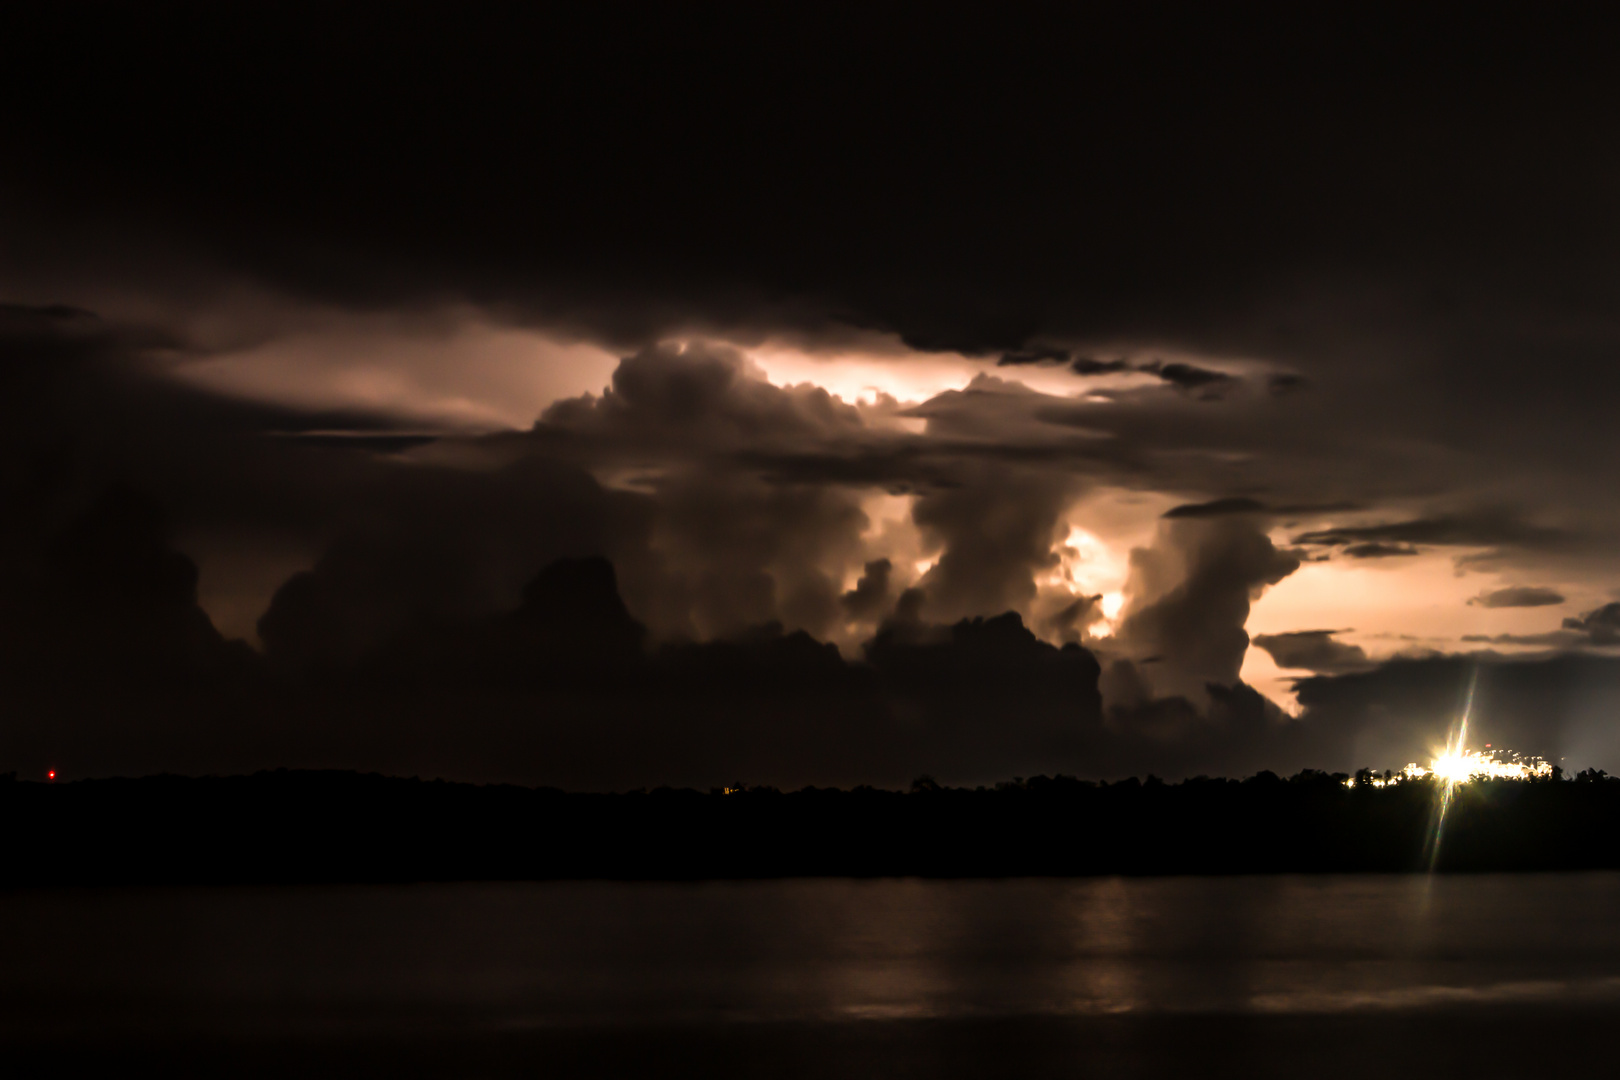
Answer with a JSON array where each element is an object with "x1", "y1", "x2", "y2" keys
[
  {"x1": 1345, "y1": 750, "x2": 1552, "y2": 788},
  {"x1": 1419, "y1": 749, "x2": 1552, "y2": 783}
]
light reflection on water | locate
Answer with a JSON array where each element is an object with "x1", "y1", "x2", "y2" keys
[{"x1": 4, "y1": 874, "x2": 1620, "y2": 1036}]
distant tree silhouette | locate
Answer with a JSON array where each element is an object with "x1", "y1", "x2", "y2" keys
[{"x1": 6, "y1": 765, "x2": 1615, "y2": 886}]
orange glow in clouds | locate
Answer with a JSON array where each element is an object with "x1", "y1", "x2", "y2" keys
[
  {"x1": 170, "y1": 312, "x2": 622, "y2": 430},
  {"x1": 1036, "y1": 523, "x2": 1135, "y2": 640},
  {"x1": 746, "y1": 341, "x2": 1120, "y2": 408}
]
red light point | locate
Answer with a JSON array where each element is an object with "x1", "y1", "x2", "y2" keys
[{"x1": 46, "y1": 770, "x2": 55, "y2": 781}]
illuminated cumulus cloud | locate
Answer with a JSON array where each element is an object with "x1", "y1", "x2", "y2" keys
[
  {"x1": 513, "y1": 346, "x2": 1300, "y2": 675},
  {"x1": 491, "y1": 343, "x2": 878, "y2": 641},
  {"x1": 536, "y1": 341, "x2": 870, "y2": 460},
  {"x1": 1031, "y1": 524, "x2": 1128, "y2": 645},
  {"x1": 910, "y1": 465, "x2": 1081, "y2": 625},
  {"x1": 527, "y1": 347, "x2": 1117, "y2": 642},
  {"x1": 1103, "y1": 510, "x2": 1300, "y2": 711},
  {"x1": 8, "y1": 298, "x2": 1616, "y2": 785}
]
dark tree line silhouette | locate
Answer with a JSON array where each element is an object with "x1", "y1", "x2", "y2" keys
[{"x1": 4, "y1": 767, "x2": 1619, "y2": 887}]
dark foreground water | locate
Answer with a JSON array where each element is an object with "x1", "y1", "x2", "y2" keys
[{"x1": 5, "y1": 875, "x2": 1620, "y2": 1077}]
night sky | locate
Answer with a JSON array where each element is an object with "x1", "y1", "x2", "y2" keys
[{"x1": 4, "y1": 5, "x2": 1619, "y2": 787}]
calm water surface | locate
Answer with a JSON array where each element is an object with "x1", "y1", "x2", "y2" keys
[{"x1": 5, "y1": 875, "x2": 1620, "y2": 1076}]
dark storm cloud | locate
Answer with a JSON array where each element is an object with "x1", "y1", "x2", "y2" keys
[
  {"x1": 1564, "y1": 603, "x2": 1620, "y2": 646},
  {"x1": 1341, "y1": 542, "x2": 1421, "y2": 559},
  {"x1": 1251, "y1": 630, "x2": 1372, "y2": 675},
  {"x1": 0, "y1": 519, "x2": 1245, "y2": 788},
  {"x1": 0, "y1": 482, "x2": 241, "y2": 680},
  {"x1": 0, "y1": 297, "x2": 553, "y2": 563},
  {"x1": 1163, "y1": 497, "x2": 1269, "y2": 519},
  {"x1": 1070, "y1": 358, "x2": 1132, "y2": 376},
  {"x1": 0, "y1": 321, "x2": 1115, "y2": 786},
  {"x1": 3, "y1": 6, "x2": 1620, "y2": 784},
  {"x1": 8, "y1": 274, "x2": 1620, "y2": 785},
  {"x1": 0, "y1": 302, "x2": 310, "y2": 534},
  {"x1": 5, "y1": 514, "x2": 1515, "y2": 789},
  {"x1": 0, "y1": 302, "x2": 100, "y2": 343},
  {"x1": 0, "y1": 498, "x2": 1088, "y2": 788},
  {"x1": 1040, "y1": 593, "x2": 1103, "y2": 645},
  {"x1": 253, "y1": 458, "x2": 648, "y2": 669},
  {"x1": 1460, "y1": 632, "x2": 1585, "y2": 648},
  {"x1": 1021, "y1": 378, "x2": 1559, "y2": 552},
  {"x1": 1293, "y1": 515, "x2": 1577, "y2": 553},
  {"x1": 0, "y1": 317, "x2": 1076, "y2": 669},
  {"x1": 1458, "y1": 602, "x2": 1620, "y2": 649},
  {"x1": 0, "y1": 300, "x2": 659, "y2": 649},
  {"x1": 840, "y1": 559, "x2": 894, "y2": 623},
  {"x1": 0, "y1": 476, "x2": 255, "y2": 779},
  {"x1": 3, "y1": 6, "x2": 1616, "y2": 358},
  {"x1": 1136, "y1": 361, "x2": 1237, "y2": 398},
  {"x1": 4, "y1": 397, "x2": 1613, "y2": 787},
  {"x1": 997, "y1": 352, "x2": 1239, "y2": 398},
  {"x1": 1470, "y1": 586, "x2": 1567, "y2": 609},
  {"x1": 273, "y1": 432, "x2": 440, "y2": 454},
  {"x1": 0, "y1": 310, "x2": 1337, "y2": 786},
  {"x1": 996, "y1": 348, "x2": 1070, "y2": 367},
  {"x1": 7, "y1": 8, "x2": 1620, "y2": 556}
]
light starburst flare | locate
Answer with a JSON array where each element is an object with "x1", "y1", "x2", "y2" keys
[{"x1": 1335, "y1": 668, "x2": 1554, "y2": 870}]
